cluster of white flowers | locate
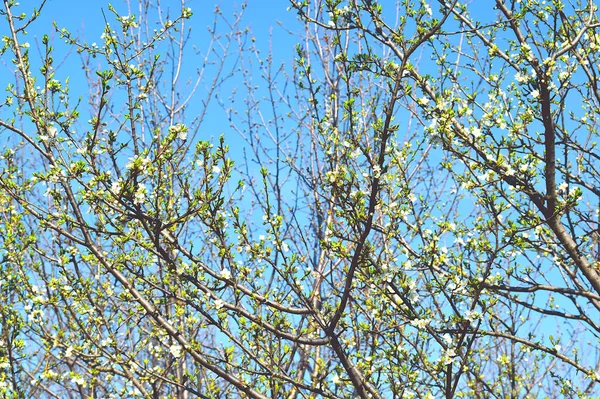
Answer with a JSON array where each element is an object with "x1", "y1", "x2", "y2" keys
[
  {"x1": 27, "y1": 308, "x2": 44, "y2": 323},
  {"x1": 214, "y1": 299, "x2": 225, "y2": 309},
  {"x1": 326, "y1": 5, "x2": 352, "y2": 27},
  {"x1": 520, "y1": 42, "x2": 535, "y2": 61},
  {"x1": 168, "y1": 123, "x2": 188, "y2": 140},
  {"x1": 418, "y1": 96, "x2": 430, "y2": 106},
  {"x1": 443, "y1": 333, "x2": 453, "y2": 346},
  {"x1": 557, "y1": 182, "x2": 568, "y2": 194},
  {"x1": 558, "y1": 70, "x2": 571, "y2": 81},
  {"x1": 464, "y1": 309, "x2": 481, "y2": 322},
  {"x1": 504, "y1": 165, "x2": 515, "y2": 176},
  {"x1": 514, "y1": 70, "x2": 532, "y2": 84},
  {"x1": 219, "y1": 268, "x2": 231, "y2": 279},
  {"x1": 71, "y1": 374, "x2": 86, "y2": 387},
  {"x1": 331, "y1": 374, "x2": 342, "y2": 385},
  {"x1": 478, "y1": 170, "x2": 494, "y2": 182},
  {"x1": 125, "y1": 155, "x2": 151, "y2": 172},
  {"x1": 100, "y1": 29, "x2": 117, "y2": 47},
  {"x1": 133, "y1": 183, "x2": 147, "y2": 205},
  {"x1": 410, "y1": 317, "x2": 431, "y2": 330},
  {"x1": 441, "y1": 347, "x2": 457, "y2": 365},
  {"x1": 169, "y1": 344, "x2": 183, "y2": 358},
  {"x1": 118, "y1": 15, "x2": 139, "y2": 29},
  {"x1": 64, "y1": 345, "x2": 74, "y2": 358},
  {"x1": 423, "y1": 2, "x2": 433, "y2": 16}
]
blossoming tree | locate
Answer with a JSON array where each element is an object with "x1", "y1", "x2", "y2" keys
[{"x1": 1, "y1": 0, "x2": 600, "y2": 398}]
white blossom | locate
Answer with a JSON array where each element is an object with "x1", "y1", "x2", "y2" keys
[
  {"x1": 111, "y1": 179, "x2": 122, "y2": 194},
  {"x1": 220, "y1": 268, "x2": 231, "y2": 279},
  {"x1": 557, "y1": 182, "x2": 568, "y2": 194},
  {"x1": 214, "y1": 299, "x2": 225, "y2": 309},
  {"x1": 410, "y1": 318, "x2": 431, "y2": 330},
  {"x1": 134, "y1": 183, "x2": 147, "y2": 205},
  {"x1": 71, "y1": 374, "x2": 86, "y2": 386},
  {"x1": 332, "y1": 374, "x2": 342, "y2": 385},
  {"x1": 442, "y1": 347, "x2": 457, "y2": 365},
  {"x1": 169, "y1": 344, "x2": 183, "y2": 358},
  {"x1": 442, "y1": 333, "x2": 452, "y2": 346},
  {"x1": 424, "y1": 3, "x2": 432, "y2": 16},
  {"x1": 514, "y1": 71, "x2": 529, "y2": 83}
]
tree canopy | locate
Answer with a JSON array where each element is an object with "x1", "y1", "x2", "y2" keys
[{"x1": 1, "y1": 0, "x2": 600, "y2": 398}]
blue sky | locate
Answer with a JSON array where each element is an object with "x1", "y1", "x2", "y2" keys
[{"x1": 9, "y1": 0, "x2": 301, "y2": 152}]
